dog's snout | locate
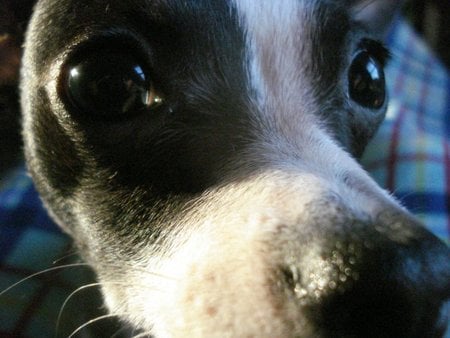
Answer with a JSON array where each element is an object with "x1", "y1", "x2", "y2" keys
[{"x1": 280, "y1": 216, "x2": 450, "y2": 337}]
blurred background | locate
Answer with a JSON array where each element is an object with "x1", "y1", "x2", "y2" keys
[{"x1": 404, "y1": 0, "x2": 450, "y2": 68}]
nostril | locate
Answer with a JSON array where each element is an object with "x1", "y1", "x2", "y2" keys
[
  {"x1": 284, "y1": 216, "x2": 450, "y2": 337},
  {"x1": 281, "y1": 265, "x2": 298, "y2": 290},
  {"x1": 279, "y1": 264, "x2": 308, "y2": 300}
]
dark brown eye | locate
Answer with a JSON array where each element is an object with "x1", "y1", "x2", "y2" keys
[
  {"x1": 64, "y1": 49, "x2": 162, "y2": 119},
  {"x1": 348, "y1": 50, "x2": 386, "y2": 109}
]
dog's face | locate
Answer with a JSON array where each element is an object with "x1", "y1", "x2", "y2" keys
[{"x1": 21, "y1": 0, "x2": 450, "y2": 337}]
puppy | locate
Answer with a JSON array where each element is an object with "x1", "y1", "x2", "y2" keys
[{"x1": 21, "y1": 0, "x2": 450, "y2": 337}]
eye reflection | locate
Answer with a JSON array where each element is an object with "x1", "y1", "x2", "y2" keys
[
  {"x1": 70, "y1": 68, "x2": 80, "y2": 78},
  {"x1": 134, "y1": 65, "x2": 146, "y2": 81},
  {"x1": 366, "y1": 61, "x2": 381, "y2": 81},
  {"x1": 348, "y1": 50, "x2": 386, "y2": 109},
  {"x1": 64, "y1": 50, "x2": 163, "y2": 119}
]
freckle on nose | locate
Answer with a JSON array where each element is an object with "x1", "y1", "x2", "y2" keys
[{"x1": 206, "y1": 306, "x2": 217, "y2": 317}]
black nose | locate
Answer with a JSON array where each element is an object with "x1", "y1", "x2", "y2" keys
[{"x1": 286, "y1": 215, "x2": 450, "y2": 337}]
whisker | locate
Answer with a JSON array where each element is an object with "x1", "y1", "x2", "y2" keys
[
  {"x1": 67, "y1": 313, "x2": 122, "y2": 338},
  {"x1": 128, "y1": 268, "x2": 178, "y2": 281},
  {"x1": 55, "y1": 282, "x2": 103, "y2": 338},
  {"x1": 131, "y1": 332, "x2": 153, "y2": 338},
  {"x1": 0, "y1": 262, "x2": 90, "y2": 297},
  {"x1": 56, "y1": 280, "x2": 167, "y2": 337},
  {"x1": 52, "y1": 251, "x2": 81, "y2": 265}
]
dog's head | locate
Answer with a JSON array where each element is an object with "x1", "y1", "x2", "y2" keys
[{"x1": 21, "y1": 0, "x2": 450, "y2": 336}]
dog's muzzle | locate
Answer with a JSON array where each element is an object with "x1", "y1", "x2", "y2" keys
[{"x1": 157, "y1": 174, "x2": 450, "y2": 338}]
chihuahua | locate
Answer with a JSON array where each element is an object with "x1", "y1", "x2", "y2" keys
[{"x1": 21, "y1": 0, "x2": 450, "y2": 336}]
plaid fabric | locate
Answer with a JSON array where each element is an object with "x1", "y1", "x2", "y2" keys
[
  {"x1": 361, "y1": 19, "x2": 450, "y2": 245},
  {"x1": 0, "y1": 18, "x2": 449, "y2": 337}
]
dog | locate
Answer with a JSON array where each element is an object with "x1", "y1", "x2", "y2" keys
[{"x1": 20, "y1": 0, "x2": 450, "y2": 337}]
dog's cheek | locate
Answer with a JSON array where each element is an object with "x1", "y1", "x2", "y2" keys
[
  {"x1": 26, "y1": 91, "x2": 83, "y2": 195},
  {"x1": 22, "y1": 88, "x2": 85, "y2": 233}
]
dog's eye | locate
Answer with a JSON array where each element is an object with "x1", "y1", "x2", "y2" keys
[
  {"x1": 348, "y1": 50, "x2": 385, "y2": 109},
  {"x1": 65, "y1": 51, "x2": 162, "y2": 118}
]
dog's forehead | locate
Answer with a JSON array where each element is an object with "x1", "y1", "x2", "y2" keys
[
  {"x1": 29, "y1": 0, "x2": 351, "y2": 65},
  {"x1": 233, "y1": 0, "x2": 350, "y2": 99}
]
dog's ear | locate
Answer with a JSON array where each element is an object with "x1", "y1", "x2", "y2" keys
[{"x1": 352, "y1": 0, "x2": 404, "y2": 38}]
